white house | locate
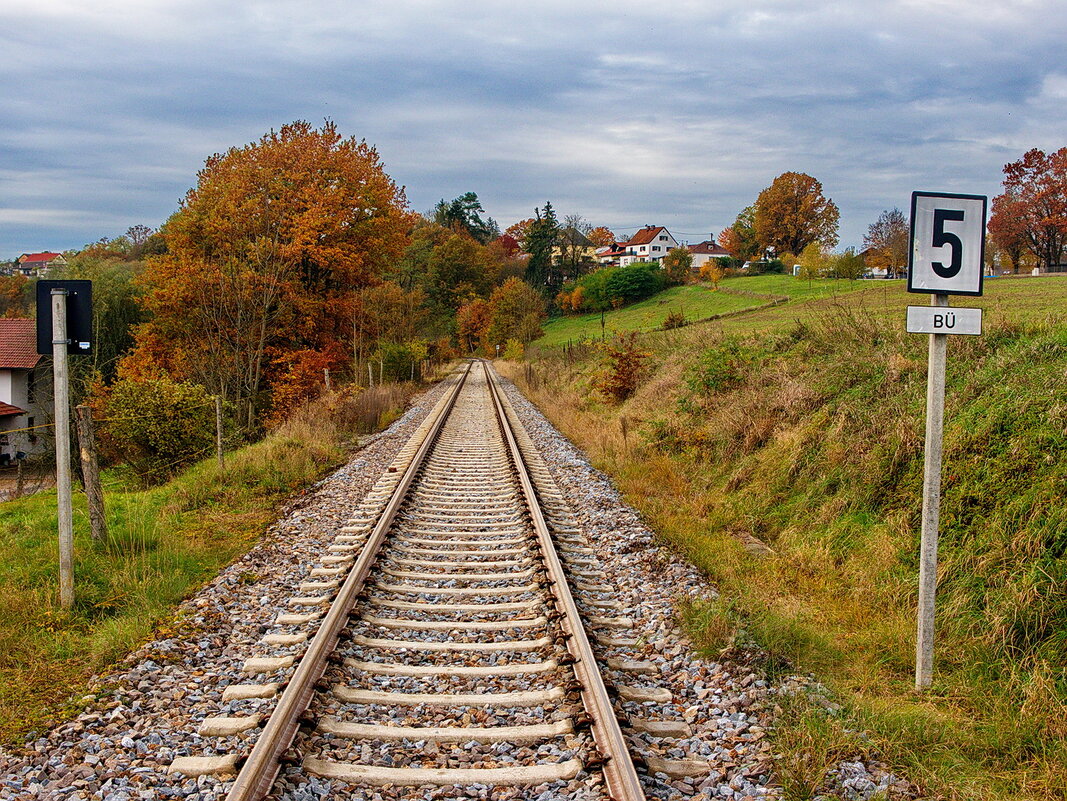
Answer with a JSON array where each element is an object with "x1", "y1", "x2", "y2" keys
[
  {"x1": 618, "y1": 226, "x2": 679, "y2": 266},
  {"x1": 687, "y1": 240, "x2": 733, "y2": 270},
  {"x1": 0, "y1": 319, "x2": 48, "y2": 465}
]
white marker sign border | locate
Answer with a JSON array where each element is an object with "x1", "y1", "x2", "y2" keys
[
  {"x1": 907, "y1": 191, "x2": 987, "y2": 297},
  {"x1": 906, "y1": 306, "x2": 983, "y2": 336}
]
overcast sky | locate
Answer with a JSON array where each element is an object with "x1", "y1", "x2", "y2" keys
[{"x1": 1, "y1": 0, "x2": 1064, "y2": 257}]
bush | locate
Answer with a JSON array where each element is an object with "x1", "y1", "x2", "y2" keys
[
  {"x1": 594, "y1": 332, "x2": 649, "y2": 403},
  {"x1": 101, "y1": 377, "x2": 216, "y2": 484},
  {"x1": 663, "y1": 309, "x2": 687, "y2": 330},
  {"x1": 605, "y1": 261, "x2": 667, "y2": 302},
  {"x1": 558, "y1": 262, "x2": 668, "y2": 314},
  {"x1": 503, "y1": 338, "x2": 524, "y2": 360}
]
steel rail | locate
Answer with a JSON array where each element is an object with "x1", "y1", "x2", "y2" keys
[
  {"x1": 484, "y1": 361, "x2": 647, "y2": 801},
  {"x1": 224, "y1": 362, "x2": 473, "y2": 801}
]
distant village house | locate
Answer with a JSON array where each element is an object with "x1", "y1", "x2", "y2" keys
[
  {"x1": 11, "y1": 252, "x2": 67, "y2": 277},
  {"x1": 686, "y1": 240, "x2": 732, "y2": 270},
  {"x1": 0, "y1": 319, "x2": 49, "y2": 465},
  {"x1": 618, "y1": 226, "x2": 679, "y2": 266}
]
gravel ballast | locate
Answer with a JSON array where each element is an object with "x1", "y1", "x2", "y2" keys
[{"x1": 0, "y1": 368, "x2": 907, "y2": 801}]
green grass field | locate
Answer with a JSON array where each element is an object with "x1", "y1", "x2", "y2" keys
[{"x1": 533, "y1": 274, "x2": 875, "y2": 348}]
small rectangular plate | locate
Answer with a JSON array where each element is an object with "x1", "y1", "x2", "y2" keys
[{"x1": 906, "y1": 306, "x2": 982, "y2": 335}]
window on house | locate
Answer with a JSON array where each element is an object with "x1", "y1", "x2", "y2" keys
[
  {"x1": 640, "y1": 246, "x2": 646, "y2": 251},
  {"x1": 652, "y1": 246, "x2": 661, "y2": 251},
  {"x1": 26, "y1": 370, "x2": 35, "y2": 404},
  {"x1": 27, "y1": 416, "x2": 36, "y2": 445},
  {"x1": 659, "y1": 235, "x2": 667, "y2": 241}
]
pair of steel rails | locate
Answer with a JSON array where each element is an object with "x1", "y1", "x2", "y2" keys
[{"x1": 223, "y1": 360, "x2": 645, "y2": 801}]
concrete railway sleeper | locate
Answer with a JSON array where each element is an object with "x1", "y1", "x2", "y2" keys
[{"x1": 167, "y1": 361, "x2": 697, "y2": 800}]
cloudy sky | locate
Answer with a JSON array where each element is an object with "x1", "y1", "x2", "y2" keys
[{"x1": 1, "y1": 0, "x2": 1064, "y2": 257}]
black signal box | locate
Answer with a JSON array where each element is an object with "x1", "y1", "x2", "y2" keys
[{"x1": 36, "y1": 280, "x2": 93, "y2": 356}]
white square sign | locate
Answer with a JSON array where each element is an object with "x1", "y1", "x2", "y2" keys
[{"x1": 908, "y1": 191, "x2": 987, "y2": 296}]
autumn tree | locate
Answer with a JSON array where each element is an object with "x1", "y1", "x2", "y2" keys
[
  {"x1": 699, "y1": 259, "x2": 727, "y2": 289},
  {"x1": 0, "y1": 273, "x2": 30, "y2": 318},
  {"x1": 495, "y1": 233, "x2": 521, "y2": 258},
  {"x1": 423, "y1": 234, "x2": 494, "y2": 317},
  {"x1": 485, "y1": 278, "x2": 547, "y2": 349},
  {"x1": 432, "y1": 192, "x2": 499, "y2": 244},
  {"x1": 586, "y1": 226, "x2": 617, "y2": 248},
  {"x1": 999, "y1": 148, "x2": 1067, "y2": 270},
  {"x1": 987, "y1": 192, "x2": 1029, "y2": 273},
  {"x1": 352, "y1": 282, "x2": 428, "y2": 359},
  {"x1": 504, "y1": 218, "x2": 535, "y2": 248},
  {"x1": 661, "y1": 247, "x2": 693, "y2": 284},
  {"x1": 796, "y1": 242, "x2": 829, "y2": 281},
  {"x1": 828, "y1": 248, "x2": 865, "y2": 280},
  {"x1": 124, "y1": 120, "x2": 410, "y2": 427},
  {"x1": 718, "y1": 206, "x2": 761, "y2": 261},
  {"x1": 456, "y1": 298, "x2": 493, "y2": 355},
  {"x1": 753, "y1": 172, "x2": 839, "y2": 255},
  {"x1": 863, "y1": 208, "x2": 909, "y2": 277}
]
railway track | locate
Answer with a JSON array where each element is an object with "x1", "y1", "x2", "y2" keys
[{"x1": 169, "y1": 361, "x2": 668, "y2": 800}]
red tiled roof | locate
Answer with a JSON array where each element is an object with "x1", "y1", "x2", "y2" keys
[
  {"x1": 689, "y1": 240, "x2": 731, "y2": 257},
  {"x1": 0, "y1": 401, "x2": 25, "y2": 417},
  {"x1": 18, "y1": 252, "x2": 61, "y2": 263},
  {"x1": 0, "y1": 319, "x2": 41, "y2": 369},
  {"x1": 622, "y1": 226, "x2": 666, "y2": 247}
]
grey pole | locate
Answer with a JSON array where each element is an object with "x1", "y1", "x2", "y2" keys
[
  {"x1": 51, "y1": 288, "x2": 74, "y2": 610},
  {"x1": 916, "y1": 292, "x2": 949, "y2": 690},
  {"x1": 215, "y1": 396, "x2": 225, "y2": 471}
]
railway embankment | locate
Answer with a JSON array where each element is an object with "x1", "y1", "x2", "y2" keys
[{"x1": 500, "y1": 276, "x2": 1067, "y2": 800}]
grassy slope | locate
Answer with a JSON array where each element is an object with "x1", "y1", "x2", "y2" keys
[
  {"x1": 533, "y1": 274, "x2": 871, "y2": 349},
  {"x1": 504, "y1": 274, "x2": 1067, "y2": 800},
  {"x1": 0, "y1": 384, "x2": 414, "y2": 743}
]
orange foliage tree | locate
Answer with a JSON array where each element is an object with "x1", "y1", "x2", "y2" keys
[
  {"x1": 586, "y1": 226, "x2": 617, "y2": 248},
  {"x1": 999, "y1": 147, "x2": 1067, "y2": 271},
  {"x1": 753, "y1": 172, "x2": 839, "y2": 255},
  {"x1": 456, "y1": 298, "x2": 493, "y2": 355},
  {"x1": 123, "y1": 121, "x2": 411, "y2": 427}
]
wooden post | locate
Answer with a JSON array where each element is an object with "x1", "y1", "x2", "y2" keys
[
  {"x1": 215, "y1": 396, "x2": 225, "y2": 471},
  {"x1": 916, "y1": 293, "x2": 949, "y2": 690},
  {"x1": 51, "y1": 288, "x2": 74, "y2": 610},
  {"x1": 323, "y1": 368, "x2": 332, "y2": 392},
  {"x1": 75, "y1": 405, "x2": 106, "y2": 542},
  {"x1": 15, "y1": 458, "x2": 24, "y2": 499}
]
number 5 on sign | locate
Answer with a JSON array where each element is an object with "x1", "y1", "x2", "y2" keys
[{"x1": 908, "y1": 192, "x2": 987, "y2": 296}]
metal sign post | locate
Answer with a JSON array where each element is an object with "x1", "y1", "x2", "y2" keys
[{"x1": 907, "y1": 191, "x2": 987, "y2": 691}]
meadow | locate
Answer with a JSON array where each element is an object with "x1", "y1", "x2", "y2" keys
[{"x1": 532, "y1": 273, "x2": 873, "y2": 349}]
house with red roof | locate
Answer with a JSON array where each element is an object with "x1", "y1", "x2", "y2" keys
[
  {"x1": 0, "y1": 319, "x2": 49, "y2": 464},
  {"x1": 687, "y1": 240, "x2": 733, "y2": 271},
  {"x1": 618, "y1": 226, "x2": 679, "y2": 266},
  {"x1": 595, "y1": 242, "x2": 629, "y2": 267},
  {"x1": 15, "y1": 252, "x2": 67, "y2": 277}
]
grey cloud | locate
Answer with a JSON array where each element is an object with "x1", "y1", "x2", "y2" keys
[{"x1": 1, "y1": 0, "x2": 1065, "y2": 254}]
